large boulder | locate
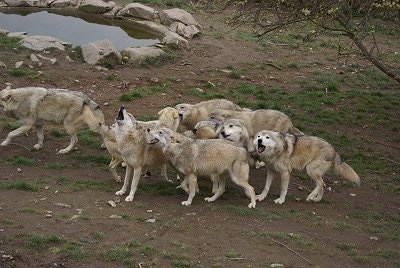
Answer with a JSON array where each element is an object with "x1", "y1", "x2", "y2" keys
[
  {"x1": 19, "y1": 35, "x2": 70, "y2": 51},
  {"x1": 78, "y1": 0, "x2": 114, "y2": 14},
  {"x1": 116, "y1": 3, "x2": 157, "y2": 21},
  {"x1": 123, "y1": 46, "x2": 164, "y2": 64},
  {"x1": 170, "y1": 22, "x2": 201, "y2": 39},
  {"x1": 81, "y1": 39, "x2": 122, "y2": 66},
  {"x1": 49, "y1": 0, "x2": 71, "y2": 8},
  {"x1": 159, "y1": 8, "x2": 202, "y2": 30},
  {"x1": 3, "y1": 0, "x2": 43, "y2": 6}
]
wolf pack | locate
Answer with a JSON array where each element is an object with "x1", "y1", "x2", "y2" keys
[{"x1": 0, "y1": 86, "x2": 361, "y2": 208}]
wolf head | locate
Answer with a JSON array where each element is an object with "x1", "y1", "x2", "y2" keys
[
  {"x1": 219, "y1": 119, "x2": 248, "y2": 143},
  {"x1": 174, "y1": 103, "x2": 192, "y2": 122},
  {"x1": 0, "y1": 89, "x2": 14, "y2": 112},
  {"x1": 115, "y1": 106, "x2": 135, "y2": 128},
  {"x1": 209, "y1": 109, "x2": 233, "y2": 121},
  {"x1": 146, "y1": 127, "x2": 172, "y2": 148},
  {"x1": 253, "y1": 130, "x2": 289, "y2": 158}
]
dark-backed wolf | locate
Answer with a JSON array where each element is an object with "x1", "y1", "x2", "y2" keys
[{"x1": 0, "y1": 87, "x2": 104, "y2": 154}]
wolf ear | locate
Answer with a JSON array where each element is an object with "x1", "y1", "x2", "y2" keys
[{"x1": 2, "y1": 95, "x2": 12, "y2": 102}]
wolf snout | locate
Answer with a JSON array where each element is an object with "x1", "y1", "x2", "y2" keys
[
  {"x1": 116, "y1": 106, "x2": 125, "y2": 121},
  {"x1": 257, "y1": 139, "x2": 263, "y2": 145}
]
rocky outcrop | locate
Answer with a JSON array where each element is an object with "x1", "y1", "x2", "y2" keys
[
  {"x1": 116, "y1": 3, "x2": 157, "y2": 21},
  {"x1": 19, "y1": 35, "x2": 71, "y2": 51},
  {"x1": 78, "y1": 0, "x2": 114, "y2": 14},
  {"x1": 81, "y1": 39, "x2": 122, "y2": 66}
]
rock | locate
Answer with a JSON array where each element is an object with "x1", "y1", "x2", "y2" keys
[
  {"x1": 159, "y1": 8, "x2": 202, "y2": 29},
  {"x1": 271, "y1": 264, "x2": 285, "y2": 268},
  {"x1": 81, "y1": 39, "x2": 121, "y2": 66},
  {"x1": 30, "y1": 54, "x2": 40, "y2": 62},
  {"x1": 171, "y1": 22, "x2": 201, "y2": 39},
  {"x1": 79, "y1": 0, "x2": 114, "y2": 14},
  {"x1": 123, "y1": 46, "x2": 164, "y2": 64},
  {"x1": 7, "y1": 32, "x2": 27, "y2": 38},
  {"x1": 65, "y1": 55, "x2": 74, "y2": 63},
  {"x1": 54, "y1": 202, "x2": 72, "y2": 208},
  {"x1": 15, "y1": 61, "x2": 24, "y2": 68},
  {"x1": 116, "y1": 3, "x2": 157, "y2": 21},
  {"x1": 162, "y1": 31, "x2": 188, "y2": 48},
  {"x1": 146, "y1": 218, "x2": 156, "y2": 223},
  {"x1": 0, "y1": 27, "x2": 9, "y2": 35},
  {"x1": 0, "y1": 61, "x2": 6, "y2": 68},
  {"x1": 109, "y1": 215, "x2": 122, "y2": 219},
  {"x1": 108, "y1": 200, "x2": 116, "y2": 207},
  {"x1": 20, "y1": 35, "x2": 70, "y2": 51},
  {"x1": 49, "y1": 0, "x2": 71, "y2": 8},
  {"x1": 45, "y1": 214, "x2": 53, "y2": 218},
  {"x1": 3, "y1": 0, "x2": 39, "y2": 7}
]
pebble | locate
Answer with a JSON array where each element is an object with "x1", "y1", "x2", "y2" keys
[
  {"x1": 108, "y1": 200, "x2": 116, "y2": 207},
  {"x1": 146, "y1": 218, "x2": 156, "y2": 223},
  {"x1": 45, "y1": 214, "x2": 52, "y2": 218},
  {"x1": 271, "y1": 264, "x2": 285, "y2": 268},
  {"x1": 370, "y1": 236, "x2": 378, "y2": 241},
  {"x1": 54, "y1": 203, "x2": 71, "y2": 208},
  {"x1": 350, "y1": 193, "x2": 356, "y2": 197},
  {"x1": 17, "y1": 168, "x2": 21, "y2": 172},
  {"x1": 147, "y1": 210, "x2": 153, "y2": 213},
  {"x1": 45, "y1": 186, "x2": 50, "y2": 190},
  {"x1": 109, "y1": 215, "x2": 122, "y2": 219},
  {"x1": 15, "y1": 61, "x2": 23, "y2": 68}
]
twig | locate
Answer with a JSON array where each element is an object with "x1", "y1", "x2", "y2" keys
[
  {"x1": 270, "y1": 238, "x2": 312, "y2": 266},
  {"x1": 380, "y1": 158, "x2": 400, "y2": 165},
  {"x1": 227, "y1": 257, "x2": 244, "y2": 260},
  {"x1": 10, "y1": 143, "x2": 31, "y2": 151},
  {"x1": 363, "y1": 137, "x2": 400, "y2": 150},
  {"x1": 266, "y1": 62, "x2": 283, "y2": 70},
  {"x1": 293, "y1": 182, "x2": 311, "y2": 193}
]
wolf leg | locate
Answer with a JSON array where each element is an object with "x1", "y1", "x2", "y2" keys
[
  {"x1": 116, "y1": 165, "x2": 132, "y2": 195},
  {"x1": 274, "y1": 170, "x2": 290, "y2": 204},
  {"x1": 1, "y1": 124, "x2": 33, "y2": 146},
  {"x1": 125, "y1": 165, "x2": 142, "y2": 202},
  {"x1": 306, "y1": 161, "x2": 329, "y2": 202},
  {"x1": 33, "y1": 124, "x2": 44, "y2": 150},
  {"x1": 256, "y1": 169, "x2": 276, "y2": 201},
  {"x1": 205, "y1": 175, "x2": 226, "y2": 202},
  {"x1": 181, "y1": 174, "x2": 197, "y2": 206}
]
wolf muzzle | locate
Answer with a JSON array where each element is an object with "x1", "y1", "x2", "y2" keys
[{"x1": 116, "y1": 106, "x2": 125, "y2": 121}]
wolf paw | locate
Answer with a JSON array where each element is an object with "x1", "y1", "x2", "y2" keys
[
  {"x1": 306, "y1": 194, "x2": 323, "y2": 202},
  {"x1": 181, "y1": 201, "x2": 191, "y2": 206},
  {"x1": 115, "y1": 190, "x2": 125, "y2": 196},
  {"x1": 204, "y1": 197, "x2": 215, "y2": 202},
  {"x1": 57, "y1": 148, "x2": 70, "y2": 154},
  {"x1": 274, "y1": 197, "x2": 285, "y2": 204},
  {"x1": 248, "y1": 202, "x2": 256, "y2": 209},
  {"x1": 33, "y1": 144, "x2": 42, "y2": 150},
  {"x1": 255, "y1": 194, "x2": 267, "y2": 201},
  {"x1": 125, "y1": 196, "x2": 134, "y2": 202}
]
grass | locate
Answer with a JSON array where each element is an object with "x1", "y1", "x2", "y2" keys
[
  {"x1": 72, "y1": 179, "x2": 114, "y2": 192},
  {"x1": 0, "y1": 181, "x2": 38, "y2": 192},
  {"x1": 0, "y1": 35, "x2": 23, "y2": 50},
  {"x1": 63, "y1": 242, "x2": 87, "y2": 261},
  {"x1": 75, "y1": 155, "x2": 110, "y2": 165},
  {"x1": 77, "y1": 129, "x2": 103, "y2": 148},
  {"x1": 5, "y1": 155, "x2": 37, "y2": 166},
  {"x1": 136, "y1": 50, "x2": 178, "y2": 68},
  {"x1": 98, "y1": 247, "x2": 134, "y2": 265},
  {"x1": 26, "y1": 233, "x2": 61, "y2": 249},
  {"x1": 163, "y1": 251, "x2": 191, "y2": 268},
  {"x1": 0, "y1": 117, "x2": 21, "y2": 130},
  {"x1": 119, "y1": 85, "x2": 170, "y2": 102},
  {"x1": 7, "y1": 67, "x2": 38, "y2": 78}
]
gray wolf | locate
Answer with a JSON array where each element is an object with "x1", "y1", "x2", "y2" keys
[
  {"x1": 210, "y1": 109, "x2": 304, "y2": 148},
  {"x1": 182, "y1": 119, "x2": 222, "y2": 140},
  {"x1": 175, "y1": 99, "x2": 242, "y2": 130},
  {"x1": 99, "y1": 107, "x2": 180, "y2": 183},
  {"x1": 147, "y1": 127, "x2": 257, "y2": 208},
  {"x1": 114, "y1": 106, "x2": 168, "y2": 201},
  {"x1": 0, "y1": 87, "x2": 104, "y2": 154},
  {"x1": 253, "y1": 130, "x2": 361, "y2": 204}
]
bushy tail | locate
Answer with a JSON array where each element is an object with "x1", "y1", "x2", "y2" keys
[
  {"x1": 289, "y1": 126, "x2": 304, "y2": 136},
  {"x1": 334, "y1": 153, "x2": 360, "y2": 186}
]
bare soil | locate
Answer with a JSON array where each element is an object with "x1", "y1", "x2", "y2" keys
[{"x1": 0, "y1": 7, "x2": 399, "y2": 268}]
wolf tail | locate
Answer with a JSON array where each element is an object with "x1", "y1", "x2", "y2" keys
[
  {"x1": 334, "y1": 153, "x2": 360, "y2": 186},
  {"x1": 288, "y1": 126, "x2": 304, "y2": 136}
]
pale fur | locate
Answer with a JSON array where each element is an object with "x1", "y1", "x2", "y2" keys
[
  {"x1": 182, "y1": 119, "x2": 222, "y2": 140},
  {"x1": 100, "y1": 107, "x2": 180, "y2": 184},
  {"x1": 114, "y1": 107, "x2": 169, "y2": 202},
  {"x1": 253, "y1": 130, "x2": 361, "y2": 204},
  {"x1": 147, "y1": 127, "x2": 257, "y2": 208},
  {"x1": 210, "y1": 108, "x2": 304, "y2": 151},
  {"x1": 175, "y1": 99, "x2": 242, "y2": 130},
  {"x1": 0, "y1": 87, "x2": 104, "y2": 154}
]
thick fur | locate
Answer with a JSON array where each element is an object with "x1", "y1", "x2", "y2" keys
[
  {"x1": 99, "y1": 107, "x2": 180, "y2": 183},
  {"x1": 175, "y1": 99, "x2": 242, "y2": 130},
  {"x1": 147, "y1": 127, "x2": 257, "y2": 208},
  {"x1": 0, "y1": 87, "x2": 104, "y2": 154},
  {"x1": 210, "y1": 108, "x2": 303, "y2": 151},
  {"x1": 253, "y1": 130, "x2": 361, "y2": 204},
  {"x1": 183, "y1": 119, "x2": 222, "y2": 140},
  {"x1": 114, "y1": 107, "x2": 168, "y2": 202}
]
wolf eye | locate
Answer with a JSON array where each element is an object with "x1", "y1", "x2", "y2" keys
[
  {"x1": 229, "y1": 125, "x2": 233, "y2": 128},
  {"x1": 266, "y1": 136, "x2": 270, "y2": 139}
]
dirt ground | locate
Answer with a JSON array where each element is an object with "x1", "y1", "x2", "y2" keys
[{"x1": 0, "y1": 5, "x2": 400, "y2": 268}]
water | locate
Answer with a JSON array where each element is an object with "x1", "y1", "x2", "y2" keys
[{"x1": 0, "y1": 8, "x2": 159, "y2": 50}]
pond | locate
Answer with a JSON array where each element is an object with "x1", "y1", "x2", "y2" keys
[{"x1": 0, "y1": 8, "x2": 159, "y2": 50}]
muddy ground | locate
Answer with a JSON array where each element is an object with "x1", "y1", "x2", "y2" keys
[{"x1": 0, "y1": 4, "x2": 399, "y2": 268}]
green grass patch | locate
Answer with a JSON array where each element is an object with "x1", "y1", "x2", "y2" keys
[
  {"x1": 136, "y1": 50, "x2": 178, "y2": 68},
  {"x1": 187, "y1": 87, "x2": 226, "y2": 100},
  {"x1": 75, "y1": 154, "x2": 109, "y2": 165},
  {"x1": 98, "y1": 247, "x2": 134, "y2": 265},
  {"x1": 63, "y1": 242, "x2": 87, "y2": 261},
  {"x1": 138, "y1": 180, "x2": 185, "y2": 196},
  {"x1": 72, "y1": 179, "x2": 113, "y2": 192},
  {"x1": 77, "y1": 129, "x2": 103, "y2": 148},
  {"x1": 26, "y1": 233, "x2": 61, "y2": 250},
  {"x1": 50, "y1": 128, "x2": 67, "y2": 138},
  {"x1": 45, "y1": 162, "x2": 69, "y2": 169},
  {"x1": 5, "y1": 155, "x2": 37, "y2": 166},
  {"x1": 119, "y1": 87, "x2": 147, "y2": 101},
  {"x1": 0, "y1": 35, "x2": 22, "y2": 50},
  {"x1": 0, "y1": 117, "x2": 21, "y2": 130},
  {"x1": 163, "y1": 251, "x2": 191, "y2": 268},
  {"x1": 0, "y1": 181, "x2": 38, "y2": 192},
  {"x1": 70, "y1": 46, "x2": 84, "y2": 63},
  {"x1": 7, "y1": 67, "x2": 38, "y2": 78}
]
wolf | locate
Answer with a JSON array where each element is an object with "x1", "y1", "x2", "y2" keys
[
  {"x1": 147, "y1": 127, "x2": 257, "y2": 208},
  {"x1": 114, "y1": 106, "x2": 168, "y2": 202},
  {"x1": 99, "y1": 107, "x2": 180, "y2": 183},
  {"x1": 253, "y1": 130, "x2": 361, "y2": 204},
  {"x1": 182, "y1": 119, "x2": 222, "y2": 140},
  {"x1": 175, "y1": 99, "x2": 242, "y2": 130},
  {"x1": 0, "y1": 87, "x2": 105, "y2": 154}
]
